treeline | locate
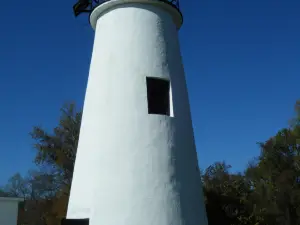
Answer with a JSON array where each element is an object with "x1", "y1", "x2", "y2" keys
[{"x1": 1, "y1": 101, "x2": 300, "y2": 225}]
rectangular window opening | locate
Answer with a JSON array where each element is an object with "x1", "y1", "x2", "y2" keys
[{"x1": 146, "y1": 77, "x2": 173, "y2": 116}]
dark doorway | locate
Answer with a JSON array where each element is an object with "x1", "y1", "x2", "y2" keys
[{"x1": 61, "y1": 218, "x2": 89, "y2": 225}]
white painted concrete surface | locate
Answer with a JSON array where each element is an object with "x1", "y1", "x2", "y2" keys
[
  {"x1": 0, "y1": 197, "x2": 23, "y2": 225},
  {"x1": 67, "y1": 0, "x2": 208, "y2": 224}
]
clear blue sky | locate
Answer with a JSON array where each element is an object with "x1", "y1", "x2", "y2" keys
[{"x1": 0, "y1": 0, "x2": 299, "y2": 185}]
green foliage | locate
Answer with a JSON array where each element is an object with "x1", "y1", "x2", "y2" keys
[
  {"x1": 0, "y1": 103, "x2": 82, "y2": 225},
  {"x1": 30, "y1": 103, "x2": 82, "y2": 190},
  {"x1": 199, "y1": 100, "x2": 300, "y2": 225},
  {"x1": 0, "y1": 188, "x2": 12, "y2": 197}
]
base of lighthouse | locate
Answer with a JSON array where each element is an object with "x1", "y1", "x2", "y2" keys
[{"x1": 65, "y1": 0, "x2": 208, "y2": 225}]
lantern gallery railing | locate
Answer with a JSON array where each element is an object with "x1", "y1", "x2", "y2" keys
[{"x1": 73, "y1": 0, "x2": 180, "y2": 17}]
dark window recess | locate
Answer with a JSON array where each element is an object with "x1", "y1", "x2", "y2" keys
[
  {"x1": 146, "y1": 77, "x2": 170, "y2": 116},
  {"x1": 61, "y1": 218, "x2": 89, "y2": 225}
]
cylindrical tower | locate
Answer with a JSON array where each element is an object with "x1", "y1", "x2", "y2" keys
[{"x1": 65, "y1": 0, "x2": 208, "y2": 225}]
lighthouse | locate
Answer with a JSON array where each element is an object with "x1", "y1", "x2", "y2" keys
[{"x1": 63, "y1": 0, "x2": 208, "y2": 225}]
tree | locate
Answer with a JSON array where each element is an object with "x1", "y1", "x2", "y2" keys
[
  {"x1": 202, "y1": 162, "x2": 254, "y2": 225},
  {"x1": 31, "y1": 103, "x2": 81, "y2": 185},
  {"x1": 28, "y1": 103, "x2": 82, "y2": 224},
  {"x1": 1, "y1": 172, "x2": 43, "y2": 225},
  {"x1": 1, "y1": 103, "x2": 82, "y2": 225},
  {"x1": 0, "y1": 188, "x2": 11, "y2": 197},
  {"x1": 242, "y1": 99, "x2": 300, "y2": 225}
]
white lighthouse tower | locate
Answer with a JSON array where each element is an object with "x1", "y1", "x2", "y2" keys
[{"x1": 63, "y1": 0, "x2": 208, "y2": 225}]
